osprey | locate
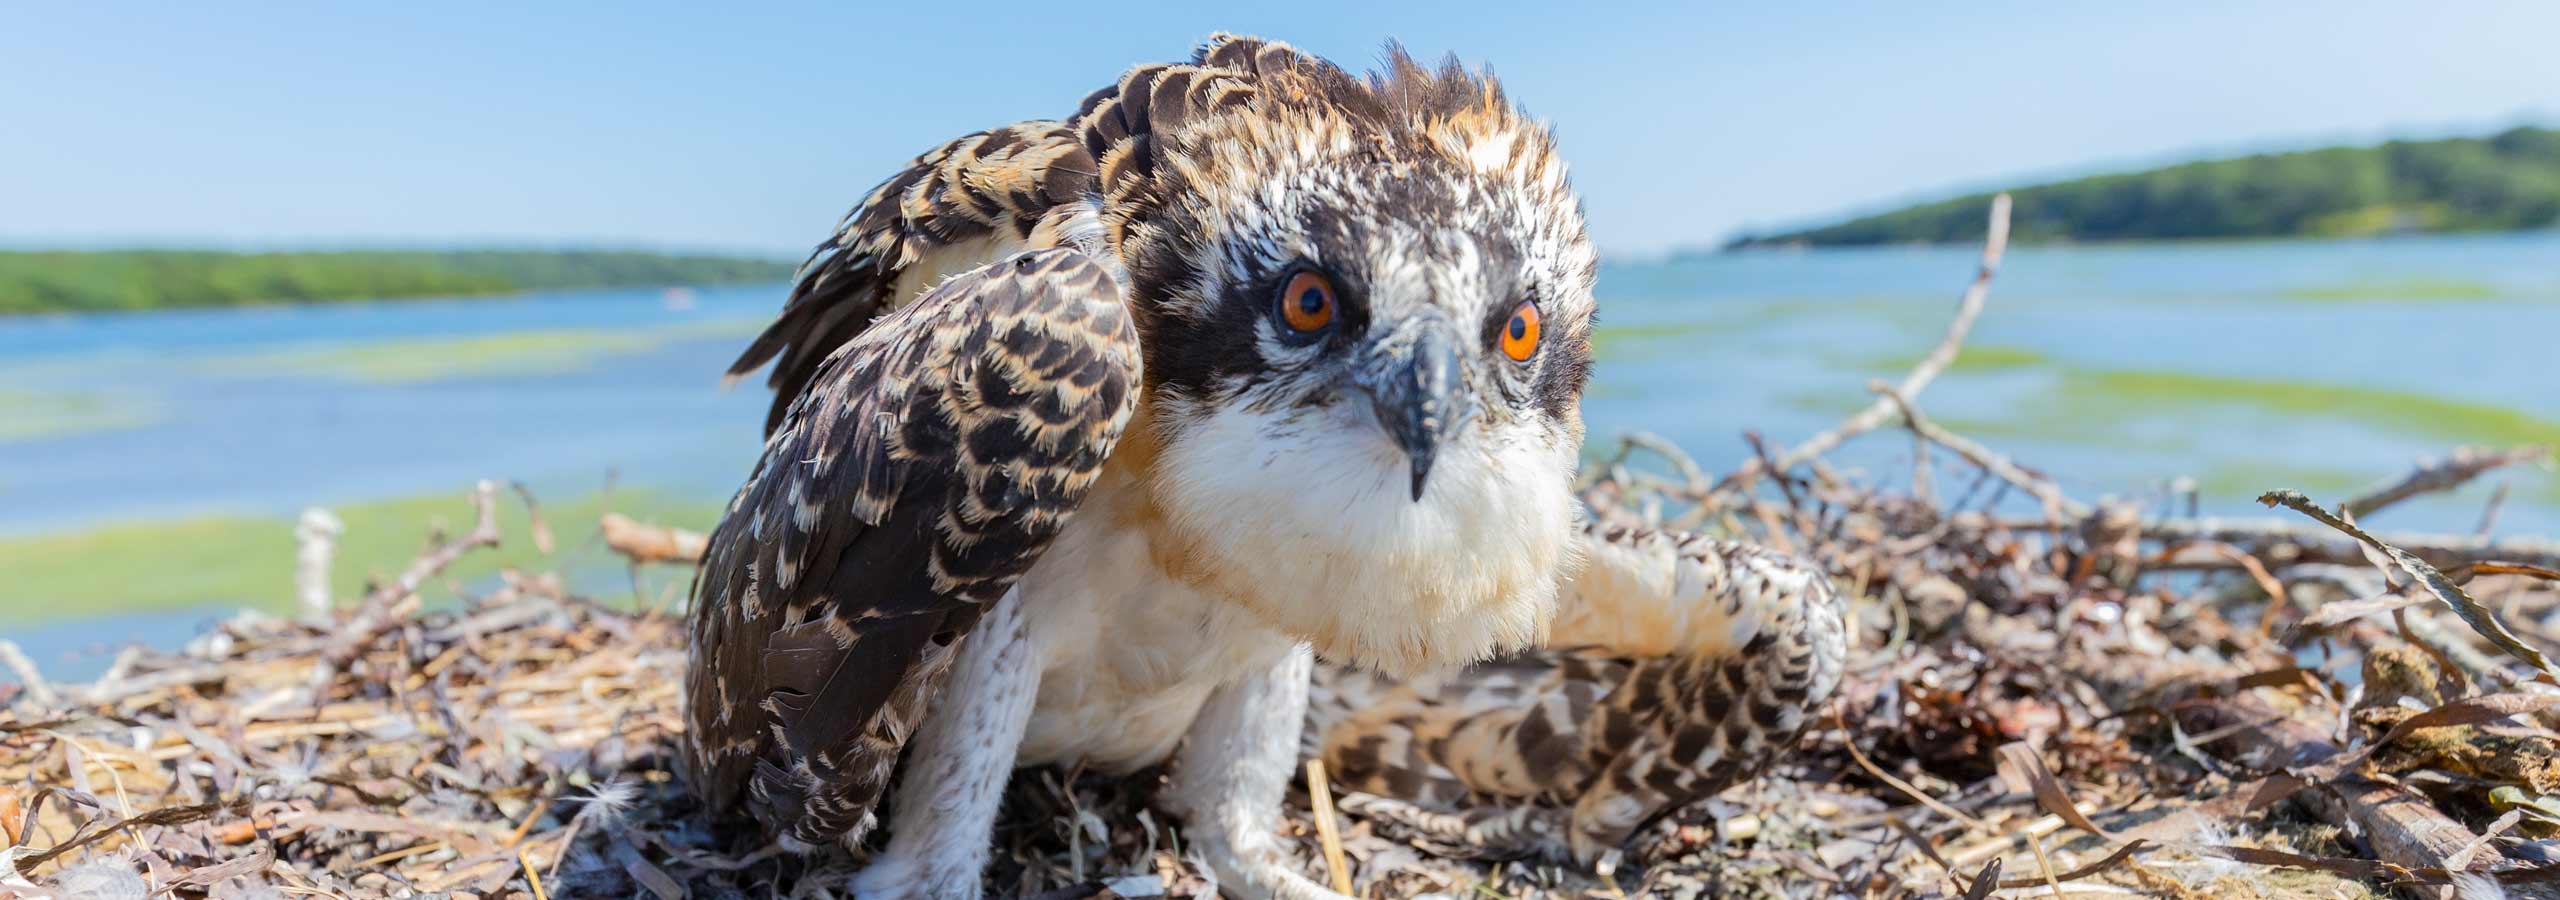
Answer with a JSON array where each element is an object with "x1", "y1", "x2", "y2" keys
[{"x1": 684, "y1": 35, "x2": 1845, "y2": 899}]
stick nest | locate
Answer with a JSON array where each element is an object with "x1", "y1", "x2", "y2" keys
[{"x1": 9, "y1": 197, "x2": 2560, "y2": 899}]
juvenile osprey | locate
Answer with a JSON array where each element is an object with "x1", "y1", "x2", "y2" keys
[{"x1": 684, "y1": 35, "x2": 1845, "y2": 900}]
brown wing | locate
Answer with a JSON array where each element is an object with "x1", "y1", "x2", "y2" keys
[
  {"x1": 727, "y1": 34, "x2": 1313, "y2": 434},
  {"x1": 683, "y1": 248, "x2": 1141, "y2": 849},
  {"x1": 727, "y1": 120, "x2": 1095, "y2": 434}
]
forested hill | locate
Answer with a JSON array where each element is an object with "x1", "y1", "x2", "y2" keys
[
  {"x1": 0, "y1": 249, "x2": 796, "y2": 314},
  {"x1": 1724, "y1": 126, "x2": 2560, "y2": 249}
]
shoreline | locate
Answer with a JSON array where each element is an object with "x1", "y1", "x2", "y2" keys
[{"x1": 0, "y1": 248, "x2": 795, "y2": 316}]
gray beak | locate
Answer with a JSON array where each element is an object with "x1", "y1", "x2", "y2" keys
[{"x1": 1357, "y1": 325, "x2": 1475, "y2": 501}]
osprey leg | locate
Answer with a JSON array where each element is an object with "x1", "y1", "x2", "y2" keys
[
  {"x1": 1163, "y1": 645, "x2": 1355, "y2": 900},
  {"x1": 851, "y1": 588, "x2": 1040, "y2": 900}
]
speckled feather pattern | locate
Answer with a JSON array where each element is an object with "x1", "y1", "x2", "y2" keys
[
  {"x1": 683, "y1": 249, "x2": 1140, "y2": 849},
  {"x1": 684, "y1": 32, "x2": 1840, "y2": 883},
  {"x1": 1312, "y1": 522, "x2": 1850, "y2": 861}
]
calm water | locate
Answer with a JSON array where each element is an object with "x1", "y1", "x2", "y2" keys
[{"x1": 4, "y1": 233, "x2": 2557, "y2": 672}]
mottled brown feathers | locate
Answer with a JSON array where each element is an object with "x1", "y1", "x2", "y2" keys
[
  {"x1": 1311, "y1": 523, "x2": 1850, "y2": 861},
  {"x1": 727, "y1": 33, "x2": 1565, "y2": 433},
  {"x1": 696, "y1": 32, "x2": 1595, "y2": 853},
  {"x1": 683, "y1": 249, "x2": 1140, "y2": 847},
  {"x1": 730, "y1": 121, "x2": 1094, "y2": 433}
]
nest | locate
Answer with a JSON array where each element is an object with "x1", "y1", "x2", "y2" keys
[{"x1": 10, "y1": 197, "x2": 2560, "y2": 899}]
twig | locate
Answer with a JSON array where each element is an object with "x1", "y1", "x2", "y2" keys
[
  {"x1": 0, "y1": 641, "x2": 57, "y2": 708},
  {"x1": 2479, "y1": 481, "x2": 2514, "y2": 538},
  {"x1": 365, "y1": 480, "x2": 504, "y2": 608},
  {"x1": 325, "y1": 481, "x2": 504, "y2": 672},
  {"x1": 1725, "y1": 193, "x2": 2009, "y2": 488},
  {"x1": 2175, "y1": 690, "x2": 2502, "y2": 884},
  {"x1": 1304, "y1": 759, "x2": 1355, "y2": 895},
  {"x1": 1999, "y1": 516, "x2": 2560, "y2": 569},
  {"x1": 601, "y1": 514, "x2": 709, "y2": 566},
  {"x1": 1870, "y1": 380, "x2": 2086, "y2": 520},
  {"x1": 2346, "y1": 446, "x2": 2549, "y2": 521},
  {"x1": 2261, "y1": 489, "x2": 2558, "y2": 676},
  {"x1": 295, "y1": 507, "x2": 344, "y2": 617},
  {"x1": 1835, "y1": 708, "x2": 1986, "y2": 831},
  {"x1": 520, "y1": 848, "x2": 551, "y2": 900},
  {"x1": 510, "y1": 481, "x2": 556, "y2": 555}
]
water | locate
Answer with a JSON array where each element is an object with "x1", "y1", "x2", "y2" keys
[{"x1": 3, "y1": 233, "x2": 2556, "y2": 677}]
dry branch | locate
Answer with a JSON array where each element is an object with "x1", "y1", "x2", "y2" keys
[
  {"x1": 294, "y1": 506, "x2": 344, "y2": 616},
  {"x1": 2172, "y1": 689, "x2": 2557, "y2": 896},
  {"x1": 2347, "y1": 445, "x2": 2551, "y2": 521},
  {"x1": 1723, "y1": 192, "x2": 2010, "y2": 489},
  {"x1": 601, "y1": 513, "x2": 708, "y2": 566},
  {"x1": 2001, "y1": 515, "x2": 2560, "y2": 569},
  {"x1": 321, "y1": 480, "x2": 504, "y2": 675},
  {"x1": 2261, "y1": 488, "x2": 2559, "y2": 676},
  {"x1": 12, "y1": 190, "x2": 2560, "y2": 899},
  {"x1": 1871, "y1": 380, "x2": 2087, "y2": 519}
]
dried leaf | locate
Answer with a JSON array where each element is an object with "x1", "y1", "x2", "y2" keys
[
  {"x1": 2472, "y1": 562, "x2": 2560, "y2": 583},
  {"x1": 2299, "y1": 590, "x2": 2431, "y2": 628},
  {"x1": 1957, "y1": 858, "x2": 2002, "y2": 900},
  {"x1": 2260, "y1": 490, "x2": 2559, "y2": 676},
  {"x1": 1995, "y1": 742, "x2": 2112, "y2": 840},
  {"x1": 162, "y1": 847, "x2": 275, "y2": 888},
  {"x1": 623, "y1": 855, "x2": 683, "y2": 900},
  {"x1": 1993, "y1": 839, "x2": 2154, "y2": 889}
]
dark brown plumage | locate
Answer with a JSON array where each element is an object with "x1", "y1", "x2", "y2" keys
[
  {"x1": 726, "y1": 34, "x2": 1574, "y2": 436},
  {"x1": 728, "y1": 121, "x2": 1093, "y2": 434},
  {"x1": 681, "y1": 32, "x2": 1839, "y2": 890},
  {"x1": 689, "y1": 34, "x2": 1596, "y2": 862},
  {"x1": 683, "y1": 249, "x2": 1140, "y2": 848}
]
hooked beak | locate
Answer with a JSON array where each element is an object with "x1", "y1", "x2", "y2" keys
[{"x1": 1356, "y1": 325, "x2": 1475, "y2": 501}]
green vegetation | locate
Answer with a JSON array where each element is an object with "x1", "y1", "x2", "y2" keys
[
  {"x1": 0, "y1": 249, "x2": 794, "y2": 314},
  {"x1": 2275, "y1": 277, "x2": 2504, "y2": 302},
  {"x1": 2193, "y1": 461, "x2": 2372, "y2": 502},
  {"x1": 1862, "y1": 343, "x2": 2052, "y2": 374},
  {"x1": 0, "y1": 488, "x2": 720, "y2": 623},
  {"x1": 1727, "y1": 126, "x2": 2560, "y2": 247},
  {"x1": 197, "y1": 318, "x2": 763, "y2": 384},
  {"x1": 1590, "y1": 320, "x2": 1728, "y2": 358},
  {"x1": 2065, "y1": 370, "x2": 2560, "y2": 448},
  {"x1": 0, "y1": 388, "x2": 161, "y2": 442},
  {"x1": 1803, "y1": 350, "x2": 2560, "y2": 460}
]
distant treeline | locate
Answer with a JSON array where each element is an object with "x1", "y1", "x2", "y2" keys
[
  {"x1": 0, "y1": 249, "x2": 796, "y2": 314},
  {"x1": 1725, "y1": 126, "x2": 2560, "y2": 249}
]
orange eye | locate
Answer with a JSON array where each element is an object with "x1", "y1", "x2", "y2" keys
[
  {"x1": 1278, "y1": 271, "x2": 1336, "y2": 334},
  {"x1": 1500, "y1": 301, "x2": 1541, "y2": 362}
]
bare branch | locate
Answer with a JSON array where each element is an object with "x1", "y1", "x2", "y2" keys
[
  {"x1": 294, "y1": 507, "x2": 344, "y2": 617},
  {"x1": 601, "y1": 514, "x2": 709, "y2": 566},
  {"x1": 1870, "y1": 380, "x2": 2087, "y2": 520},
  {"x1": 1998, "y1": 516, "x2": 2560, "y2": 570},
  {"x1": 2346, "y1": 445, "x2": 2550, "y2": 521},
  {"x1": 0, "y1": 640, "x2": 57, "y2": 708},
  {"x1": 1723, "y1": 193, "x2": 2010, "y2": 489},
  {"x1": 370, "y1": 480, "x2": 504, "y2": 607},
  {"x1": 2260, "y1": 489, "x2": 2558, "y2": 676},
  {"x1": 321, "y1": 481, "x2": 505, "y2": 675}
]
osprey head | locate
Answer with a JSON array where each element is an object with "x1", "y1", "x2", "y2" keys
[{"x1": 1116, "y1": 40, "x2": 1599, "y2": 674}]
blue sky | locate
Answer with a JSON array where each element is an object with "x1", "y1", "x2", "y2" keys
[{"x1": 6, "y1": 2, "x2": 2557, "y2": 257}]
